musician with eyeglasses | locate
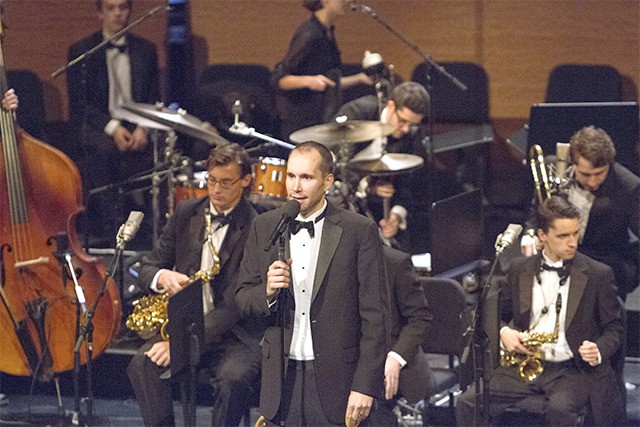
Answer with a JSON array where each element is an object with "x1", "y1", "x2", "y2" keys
[
  {"x1": 334, "y1": 81, "x2": 431, "y2": 253},
  {"x1": 127, "y1": 144, "x2": 264, "y2": 426},
  {"x1": 457, "y1": 196, "x2": 625, "y2": 426}
]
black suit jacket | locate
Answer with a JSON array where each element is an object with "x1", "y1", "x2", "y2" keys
[
  {"x1": 67, "y1": 31, "x2": 160, "y2": 132},
  {"x1": 502, "y1": 251, "x2": 625, "y2": 423},
  {"x1": 138, "y1": 197, "x2": 262, "y2": 347},
  {"x1": 236, "y1": 202, "x2": 387, "y2": 424},
  {"x1": 383, "y1": 246, "x2": 434, "y2": 403}
]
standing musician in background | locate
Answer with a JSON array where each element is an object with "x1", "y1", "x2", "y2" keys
[
  {"x1": 524, "y1": 126, "x2": 639, "y2": 301},
  {"x1": 457, "y1": 196, "x2": 625, "y2": 426},
  {"x1": 335, "y1": 82, "x2": 431, "y2": 254},
  {"x1": 127, "y1": 144, "x2": 263, "y2": 426},
  {"x1": 67, "y1": 0, "x2": 160, "y2": 245},
  {"x1": 272, "y1": 0, "x2": 371, "y2": 141},
  {"x1": 235, "y1": 141, "x2": 387, "y2": 426}
]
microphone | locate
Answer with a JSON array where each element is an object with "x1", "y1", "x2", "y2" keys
[
  {"x1": 495, "y1": 223, "x2": 523, "y2": 255},
  {"x1": 264, "y1": 200, "x2": 300, "y2": 252},
  {"x1": 555, "y1": 142, "x2": 570, "y2": 185},
  {"x1": 232, "y1": 99, "x2": 243, "y2": 127},
  {"x1": 117, "y1": 211, "x2": 145, "y2": 249}
]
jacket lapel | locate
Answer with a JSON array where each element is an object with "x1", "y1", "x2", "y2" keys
[
  {"x1": 312, "y1": 204, "x2": 342, "y2": 302},
  {"x1": 565, "y1": 254, "x2": 587, "y2": 329},
  {"x1": 517, "y1": 256, "x2": 537, "y2": 328}
]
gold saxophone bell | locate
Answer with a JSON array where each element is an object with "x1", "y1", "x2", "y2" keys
[
  {"x1": 126, "y1": 209, "x2": 221, "y2": 341},
  {"x1": 500, "y1": 294, "x2": 562, "y2": 382}
]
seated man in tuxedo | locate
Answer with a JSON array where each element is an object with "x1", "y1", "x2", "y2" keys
[
  {"x1": 127, "y1": 144, "x2": 264, "y2": 426},
  {"x1": 370, "y1": 246, "x2": 435, "y2": 426}
]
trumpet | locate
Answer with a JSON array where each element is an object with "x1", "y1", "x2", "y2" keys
[
  {"x1": 126, "y1": 209, "x2": 221, "y2": 341},
  {"x1": 500, "y1": 293, "x2": 562, "y2": 382},
  {"x1": 529, "y1": 143, "x2": 573, "y2": 204}
]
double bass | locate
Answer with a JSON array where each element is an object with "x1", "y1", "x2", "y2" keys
[{"x1": 0, "y1": 10, "x2": 120, "y2": 380}]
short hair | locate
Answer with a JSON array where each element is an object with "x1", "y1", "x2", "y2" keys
[
  {"x1": 537, "y1": 195, "x2": 580, "y2": 233},
  {"x1": 290, "y1": 141, "x2": 334, "y2": 177},
  {"x1": 303, "y1": 0, "x2": 323, "y2": 12},
  {"x1": 96, "y1": 0, "x2": 133, "y2": 11},
  {"x1": 390, "y1": 82, "x2": 430, "y2": 117},
  {"x1": 569, "y1": 125, "x2": 616, "y2": 168},
  {"x1": 207, "y1": 143, "x2": 252, "y2": 178}
]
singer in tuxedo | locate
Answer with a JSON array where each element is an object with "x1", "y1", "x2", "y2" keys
[
  {"x1": 235, "y1": 141, "x2": 387, "y2": 426},
  {"x1": 457, "y1": 196, "x2": 625, "y2": 426},
  {"x1": 67, "y1": 0, "x2": 160, "y2": 245},
  {"x1": 127, "y1": 144, "x2": 264, "y2": 426},
  {"x1": 334, "y1": 82, "x2": 431, "y2": 254},
  {"x1": 272, "y1": 0, "x2": 371, "y2": 140}
]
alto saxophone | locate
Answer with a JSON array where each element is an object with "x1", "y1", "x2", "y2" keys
[
  {"x1": 126, "y1": 209, "x2": 221, "y2": 341},
  {"x1": 500, "y1": 293, "x2": 562, "y2": 382}
]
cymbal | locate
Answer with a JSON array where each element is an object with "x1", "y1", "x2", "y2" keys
[
  {"x1": 122, "y1": 102, "x2": 230, "y2": 146},
  {"x1": 289, "y1": 120, "x2": 394, "y2": 146},
  {"x1": 348, "y1": 153, "x2": 424, "y2": 174},
  {"x1": 112, "y1": 107, "x2": 171, "y2": 131}
]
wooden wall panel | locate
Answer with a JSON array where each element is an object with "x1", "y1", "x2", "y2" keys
[{"x1": 1, "y1": 0, "x2": 638, "y2": 122}]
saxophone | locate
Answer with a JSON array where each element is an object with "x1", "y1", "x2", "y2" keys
[
  {"x1": 126, "y1": 209, "x2": 221, "y2": 341},
  {"x1": 500, "y1": 293, "x2": 562, "y2": 382}
]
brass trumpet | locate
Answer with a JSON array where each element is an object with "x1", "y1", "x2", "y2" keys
[
  {"x1": 126, "y1": 209, "x2": 221, "y2": 341},
  {"x1": 529, "y1": 143, "x2": 573, "y2": 204},
  {"x1": 500, "y1": 293, "x2": 562, "y2": 382}
]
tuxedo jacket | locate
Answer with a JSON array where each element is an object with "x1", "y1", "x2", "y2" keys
[
  {"x1": 383, "y1": 246, "x2": 434, "y2": 403},
  {"x1": 67, "y1": 31, "x2": 160, "y2": 133},
  {"x1": 138, "y1": 197, "x2": 262, "y2": 348},
  {"x1": 502, "y1": 251, "x2": 623, "y2": 369},
  {"x1": 235, "y1": 201, "x2": 387, "y2": 424}
]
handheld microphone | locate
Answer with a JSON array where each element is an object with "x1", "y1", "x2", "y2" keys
[
  {"x1": 264, "y1": 200, "x2": 300, "y2": 252},
  {"x1": 117, "y1": 211, "x2": 145, "y2": 248},
  {"x1": 495, "y1": 223, "x2": 523, "y2": 255}
]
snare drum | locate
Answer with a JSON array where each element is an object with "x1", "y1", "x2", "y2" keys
[
  {"x1": 174, "y1": 171, "x2": 208, "y2": 204},
  {"x1": 252, "y1": 157, "x2": 287, "y2": 201}
]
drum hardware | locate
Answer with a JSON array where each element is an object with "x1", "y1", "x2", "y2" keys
[
  {"x1": 228, "y1": 99, "x2": 295, "y2": 151},
  {"x1": 122, "y1": 101, "x2": 230, "y2": 146},
  {"x1": 251, "y1": 157, "x2": 287, "y2": 205}
]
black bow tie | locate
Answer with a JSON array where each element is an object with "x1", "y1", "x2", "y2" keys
[
  {"x1": 107, "y1": 42, "x2": 127, "y2": 53},
  {"x1": 290, "y1": 220, "x2": 315, "y2": 237},
  {"x1": 540, "y1": 261, "x2": 571, "y2": 286},
  {"x1": 210, "y1": 214, "x2": 231, "y2": 227},
  {"x1": 541, "y1": 263, "x2": 564, "y2": 274}
]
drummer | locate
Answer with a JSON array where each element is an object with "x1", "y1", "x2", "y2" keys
[{"x1": 334, "y1": 82, "x2": 431, "y2": 254}]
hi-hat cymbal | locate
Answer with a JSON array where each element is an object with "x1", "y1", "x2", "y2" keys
[
  {"x1": 348, "y1": 153, "x2": 424, "y2": 174},
  {"x1": 122, "y1": 102, "x2": 230, "y2": 146},
  {"x1": 289, "y1": 120, "x2": 394, "y2": 146}
]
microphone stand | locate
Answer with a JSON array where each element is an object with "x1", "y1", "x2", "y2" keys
[
  {"x1": 71, "y1": 226, "x2": 129, "y2": 425},
  {"x1": 460, "y1": 240, "x2": 510, "y2": 426},
  {"x1": 277, "y1": 233, "x2": 287, "y2": 427},
  {"x1": 229, "y1": 122, "x2": 295, "y2": 151}
]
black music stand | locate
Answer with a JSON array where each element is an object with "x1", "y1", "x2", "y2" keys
[
  {"x1": 527, "y1": 102, "x2": 639, "y2": 175},
  {"x1": 167, "y1": 278, "x2": 204, "y2": 427}
]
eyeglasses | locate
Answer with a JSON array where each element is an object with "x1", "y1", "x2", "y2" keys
[
  {"x1": 206, "y1": 174, "x2": 241, "y2": 189},
  {"x1": 394, "y1": 109, "x2": 421, "y2": 132}
]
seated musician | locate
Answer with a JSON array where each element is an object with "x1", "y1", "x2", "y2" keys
[
  {"x1": 370, "y1": 246, "x2": 435, "y2": 426},
  {"x1": 456, "y1": 196, "x2": 626, "y2": 426},
  {"x1": 127, "y1": 143, "x2": 264, "y2": 426},
  {"x1": 334, "y1": 81, "x2": 430, "y2": 254}
]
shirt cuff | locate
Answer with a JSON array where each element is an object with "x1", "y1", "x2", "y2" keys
[
  {"x1": 150, "y1": 269, "x2": 168, "y2": 293},
  {"x1": 104, "y1": 119, "x2": 121, "y2": 136},
  {"x1": 388, "y1": 351, "x2": 407, "y2": 368},
  {"x1": 589, "y1": 350, "x2": 602, "y2": 366}
]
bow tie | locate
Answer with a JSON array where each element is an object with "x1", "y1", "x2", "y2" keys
[
  {"x1": 290, "y1": 220, "x2": 315, "y2": 238},
  {"x1": 540, "y1": 261, "x2": 571, "y2": 286},
  {"x1": 107, "y1": 42, "x2": 127, "y2": 53},
  {"x1": 210, "y1": 214, "x2": 231, "y2": 227},
  {"x1": 540, "y1": 263, "x2": 564, "y2": 274}
]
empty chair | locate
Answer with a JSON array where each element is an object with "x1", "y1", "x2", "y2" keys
[{"x1": 545, "y1": 64, "x2": 622, "y2": 103}]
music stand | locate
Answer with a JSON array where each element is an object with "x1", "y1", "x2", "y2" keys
[
  {"x1": 167, "y1": 278, "x2": 204, "y2": 427},
  {"x1": 527, "y1": 102, "x2": 639, "y2": 175}
]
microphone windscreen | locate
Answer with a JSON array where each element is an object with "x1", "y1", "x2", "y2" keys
[{"x1": 282, "y1": 200, "x2": 301, "y2": 218}]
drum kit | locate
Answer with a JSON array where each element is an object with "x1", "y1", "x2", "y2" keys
[{"x1": 118, "y1": 101, "x2": 424, "y2": 241}]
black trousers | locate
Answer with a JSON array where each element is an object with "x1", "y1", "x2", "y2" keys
[{"x1": 127, "y1": 334, "x2": 261, "y2": 426}]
